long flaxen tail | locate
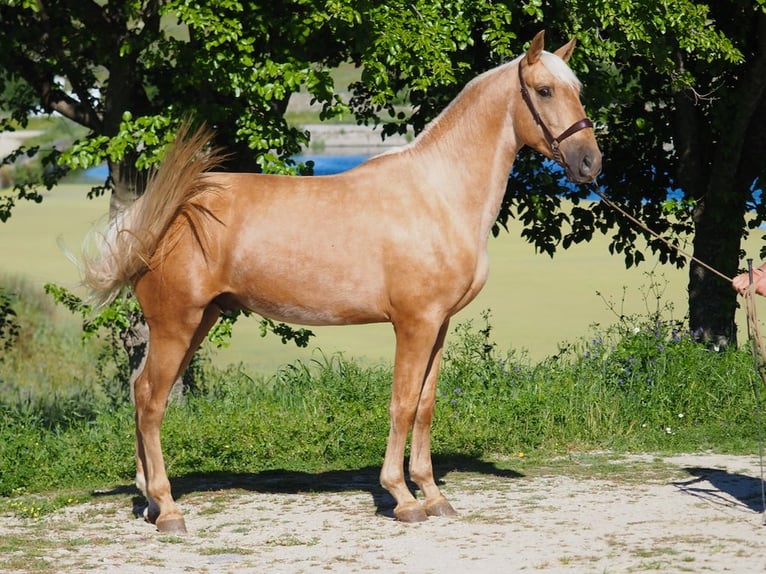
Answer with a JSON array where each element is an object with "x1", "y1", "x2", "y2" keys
[{"x1": 82, "y1": 122, "x2": 227, "y2": 308}]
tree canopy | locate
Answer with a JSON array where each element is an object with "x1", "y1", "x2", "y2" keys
[{"x1": 1, "y1": 0, "x2": 765, "y2": 347}]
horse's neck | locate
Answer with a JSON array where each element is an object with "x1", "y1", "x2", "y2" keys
[{"x1": 409, "y1": 63, "x2": 521, "y2": 239}]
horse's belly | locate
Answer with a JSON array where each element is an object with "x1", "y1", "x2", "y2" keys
[
  {"x1": 250, "y1": 298, "x2": 388, "y2": 326},
  {"x1": 219, "y1": 278, "x2": 390, "y2": 327}
]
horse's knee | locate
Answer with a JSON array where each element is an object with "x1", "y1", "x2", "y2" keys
[{"x1": 389, "y1": 397, "x2": 418, "y2": 429}]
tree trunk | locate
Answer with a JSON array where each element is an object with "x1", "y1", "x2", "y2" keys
[
  {"x1": 688, "y1": 193, "x2": 743, "y2": 348},
  {"x1": 107, "y1": 154, "x2": 150, "y2": 218},
  {"x1": 679, "y1": 15, "x2": 766, "y2": 347},
  {"x1": 669, "y1": 53, "x2": 735, "y2": 347}
]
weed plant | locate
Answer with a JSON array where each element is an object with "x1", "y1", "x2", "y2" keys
[{"x1": 1, "y1": 280, "x2": 764, "y2": 511}]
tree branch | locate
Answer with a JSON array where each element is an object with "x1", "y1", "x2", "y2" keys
[
  {"x1": 39, "y1": 78, "x2": 102, "y2": 130},
  {"x1": 709, "y1": 10, "x2": 766, "y2": 193},
  {"x1": 672, "y1": 50, "x2": 706, "y2": 200}
]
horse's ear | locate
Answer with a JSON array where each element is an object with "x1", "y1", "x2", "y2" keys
[
  {"x1": 554, "y1": 38, "x2": 577, "y2": 63},
  {"x1": 526, "y1": 30, "x2": 545, "y2": 65}
]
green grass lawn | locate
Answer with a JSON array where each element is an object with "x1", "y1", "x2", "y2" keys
[
  {"x1": 1, "y1": 181, "x2": 763, "y2": 373},
  {"x1": 2, "y1": 182, "x2": 764, "y2": 505}
]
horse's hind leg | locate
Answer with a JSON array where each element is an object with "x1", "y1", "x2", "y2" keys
[
  {"x1": 134, "y1": 303, "x2": 220, "y2": 533},
  {"x1": 409, "y1": 320, "x2": 457, "y2": 517}
]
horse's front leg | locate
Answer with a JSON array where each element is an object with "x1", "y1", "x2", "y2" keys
[
  {"x1": 380, "y1": 317, "x2": 446, "y2": 523},
  {"x1": 409, "y1": 320, "x2": 458, "y2": 517}
]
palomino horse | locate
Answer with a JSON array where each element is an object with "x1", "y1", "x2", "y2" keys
[{"x1": 84, "y1": 30, "x2": 601, "y2": 533}]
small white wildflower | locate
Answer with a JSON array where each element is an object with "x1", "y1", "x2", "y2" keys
[
  {"x1": 665, "y1": 427, "x2": 672, "y2": 434},
  {"x1": 633, "y1": 327, "x2": 641, "y2": 334},
  {"x1": 678, "y1": 413, "x2": 684, "y2": 419}
]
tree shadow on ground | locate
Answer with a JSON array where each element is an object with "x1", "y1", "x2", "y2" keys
[
  {"x1": 674, "y1": 467, "x2": 765, "y2": 513},
  {"x1": 94, "y1": 454, "x2": 523, "y2": 519}
]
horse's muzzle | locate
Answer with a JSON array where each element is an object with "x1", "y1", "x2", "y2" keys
[{"x1": 566, "y1": 146, "x2": 602, "y2": 184}]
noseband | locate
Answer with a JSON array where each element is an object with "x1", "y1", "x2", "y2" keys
[{"x1": 518, "y1": 59, "x2": 593, "y2": 168}]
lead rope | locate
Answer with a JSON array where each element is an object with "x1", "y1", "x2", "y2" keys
[
  {"x1": 586, "y1": 182, "x2": 766, "y2": 521},
  {"x1": 585, "y1": 182, "x2": 731, "y2": 282}
]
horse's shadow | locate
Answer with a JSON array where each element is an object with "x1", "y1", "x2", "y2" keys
[
  {"x1": 95, "y1": 454, "x2": 523, "y2": 519},
  {"x1": 674, "y1": 466, "x2": 765, "y2": 513}
]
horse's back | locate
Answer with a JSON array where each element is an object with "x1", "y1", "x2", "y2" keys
[
  {"x1": 159, "y1": 169, "x2": 397, "y2": 325},
  {"x1": 140, "y1": 154, "x2": 487, "y2": 326}
]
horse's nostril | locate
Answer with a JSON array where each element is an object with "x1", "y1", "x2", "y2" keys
[{"x1": 579, "y1": 151, "x2": 603, "y2": 180}]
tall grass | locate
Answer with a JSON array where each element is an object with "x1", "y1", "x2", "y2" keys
[
  {"x1": 0, "y1": 280, "x2": 763, "y2": 506},
  {"x1": 435, "y1": 312, "x2": 760, "y2": 455},
  {"x1": 0, "y1": 277, "x2": 107, "y2": 417}
]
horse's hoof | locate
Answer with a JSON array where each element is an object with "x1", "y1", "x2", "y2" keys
[
  {"x1": 394, "y1": 503, "x2": 428, "y2": 523},
  {"x1": 425, "y1": 496, "x2": 458, "y2": 517},
  {"x1": 156, "y1": 516, "x2": 188, "y2": 534}
]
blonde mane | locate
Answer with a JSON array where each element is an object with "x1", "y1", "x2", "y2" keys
[
  {"x1": 397, "y1": 63, "x2": 511, "y2": 157},
  {"x1": 394, "y1": 49, "x2": 581, "y2": 164}
]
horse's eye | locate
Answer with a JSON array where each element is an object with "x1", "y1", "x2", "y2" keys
[{"x1": 536, "y1": 87, "x2": 552, "y2": 98}]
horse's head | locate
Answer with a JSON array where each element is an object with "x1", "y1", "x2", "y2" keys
[{"x1": 515, "y1": 31, "x2": 602, "y2": 184}]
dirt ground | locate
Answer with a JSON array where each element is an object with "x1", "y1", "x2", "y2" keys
[{"x1": 2, "y1": 453, "x2": 766, "y2": 573}]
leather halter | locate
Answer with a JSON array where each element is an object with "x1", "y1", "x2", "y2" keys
[{"x1": 518, "y1": 59, "x2": 593, "y2": 168}]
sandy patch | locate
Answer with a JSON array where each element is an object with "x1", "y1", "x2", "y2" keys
[{"x1": 2, "y1": 453, "x2": 766, "y2": 573}]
